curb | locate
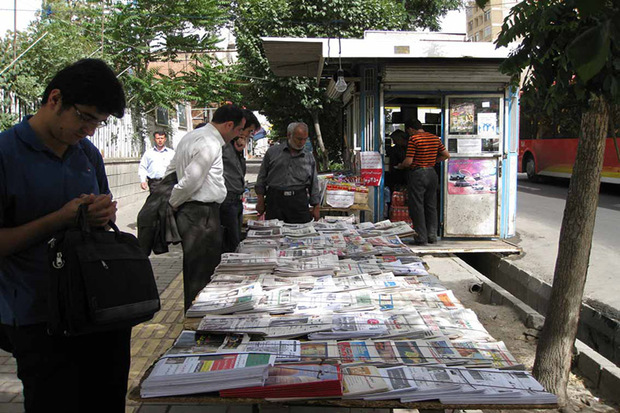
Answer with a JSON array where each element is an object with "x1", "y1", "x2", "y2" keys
[{"x1": 455, "y1": 256, "x2": 620, "y2": 405}]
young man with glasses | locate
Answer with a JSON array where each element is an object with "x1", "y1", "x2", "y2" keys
[{"x1": 0, "y1": 59, "x2": 128, "y2": 412}]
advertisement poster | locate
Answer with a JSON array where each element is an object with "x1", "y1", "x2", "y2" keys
[
  {"x1": 477, "y1": 112, "x2": 498, "y2": 136},
  {"x1": 447, "y1": 158, "x2": 497, "y2": 195},
  {"x1": 360, "y1": 151, "x2": 383, "y2": 186},
  {"x1": 449, "y1": 103, "x2": 475, "y2": 134},
  {"x1": 456, "y1": 138, "x2": 481, "y2": 154},
  {"x1": 325, "y1": 190, "x2": 355, "y2": 208}
]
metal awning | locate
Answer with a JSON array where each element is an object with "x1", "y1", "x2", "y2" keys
[
  {"x1": 261, "y1": 37, "x2": 325, "y2": 78},
  {"x1": 261, "y1": 31, "x2": 512, "y2": 80}
]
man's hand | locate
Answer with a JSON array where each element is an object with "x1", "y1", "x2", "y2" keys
[
  {"x1": 140, "y1": 182, "x2": 148, "y2": 190},
  {"x1": 58, "y1": 195, "x2": 96, "y2": 227},
  {"x1": 256, "y1": 196, "x2": 266, "y2": 216},
  {"x1": 84, "y1": 194, "x2": 117, "y2": 227},
  {"x1": 311, "y1": 205, "x2": 320, "y2": 221}
]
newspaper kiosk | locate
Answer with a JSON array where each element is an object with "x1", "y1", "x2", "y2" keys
[{"x1": 261, "y1": 31, "x2": 519, "y2": 240}]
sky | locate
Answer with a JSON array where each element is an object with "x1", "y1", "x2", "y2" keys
[
  {"x1": 439, "y1": 9, "x2": 467, "y2": 33},
  {"x1": 0, "y1": 2, "x2": 466, "y2": 39},
  {"x1": 0, "y1": 0, "x2": 39, "y2": 35}
]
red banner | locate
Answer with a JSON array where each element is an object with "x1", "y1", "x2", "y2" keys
[{"x1": 360, "y1": 151, "x2": 383, "y2": 186}]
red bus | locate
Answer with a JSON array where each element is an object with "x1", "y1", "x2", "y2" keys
[{"x1": 518, "y1": 137, "x2": 620, "y2": 184}]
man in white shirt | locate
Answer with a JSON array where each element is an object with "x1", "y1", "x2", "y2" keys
[
  {"x1": 165, "y1": 104, "x2": 246, "y2": 311},
  {"x1": 138, "y1": 131, "x2": 175, "y2": 190}
]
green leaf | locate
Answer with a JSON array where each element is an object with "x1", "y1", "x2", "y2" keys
[
  {"x1": 575, "y1": 0, "x2": 606, "y2": 17},
  {"x1": 566, "y1": 20, "x2": 611, "y2": 82}
]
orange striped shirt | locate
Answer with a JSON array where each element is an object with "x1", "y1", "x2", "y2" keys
[{"x1": 405, "y1": 131, "x2": 446, "y2": 168}]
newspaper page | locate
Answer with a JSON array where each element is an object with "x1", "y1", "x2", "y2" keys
[{"x1": 341, "y1": 365, "x2": 390, "y2": 398}]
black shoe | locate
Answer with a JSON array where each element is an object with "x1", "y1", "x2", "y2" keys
[
  {"x1": 428, "y1": 238, "x2": 437, "y2": 244},
  {"x1": 409, "y1": 240, "x2": 427, "y2": 246}
]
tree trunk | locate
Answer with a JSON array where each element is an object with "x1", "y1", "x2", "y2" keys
[
  {"x1": 312, "y1": 112, "x2": 329, "y2": 170},
  {"x1": 532, "y1": 95, "x2": 609, "y2": 404}
]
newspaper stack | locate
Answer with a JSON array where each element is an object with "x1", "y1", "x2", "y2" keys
[
  {"x1": 215, "y1": 253, "x2": 279, "y2": 273},
  {"x1": 220, "y1": 363, "x2": 343, "y2": 399},
  {"x1": 262, "y1": 314, "x2": 334, "y2": 339},
  {"x1": 281, "y1": 223, "x2": 318, "y2": 238},
  {"x1": 164, "y1": 331, "x2": 251, "y2": 356},
  {"x1": 246, "y1": 219, "x2": 283, "y2": 229},
  {"x1": 313, "y1": 221, "x2": 352, "y2": 232},
  {"x1": 197, "y1": 314, "x2": 272, "y2": 336},
  {"x1": 292, "y1": 291, "x2": 375, "y2": 314},
  {"x1": 237, "y1": 285, "x2": 298, "y2": 314},
  {"x1": 186, "y1": 283, "x2": 262, "y2": 317},
  {"x1": 242, "y1": 340, "x2": 301, "y2": 362},
  {"x1": 356, "y1": 220, "x2": 416, "y2": 238},
  {"x1": 246, "y1": 227, "x2": 283, "y2": 238},
  {"x1": 236, "y1": 239, "x2": 279, "y2": 255},
  {"x1": 363, "y1": 365, "x2": 461, "y2": 401},
  {"x1": 275, "y1": 254, "x2": 340, "y2": 276},
  {"x1": 321, "y1": 214, "x2": 357, "y2": 224},
  {"x1": 140, "y1": 352, "x2": 277, "y2": 398},
  {"x1": 308, "y1": 312, "x2": 388, "y2": 340}
]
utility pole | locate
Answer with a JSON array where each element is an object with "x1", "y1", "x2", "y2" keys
[
  {"x1": 13, "y1": 0, "x2": 17, "y2": 60},
  {"x1": 101, "y1": 1, "x2": 105, "y2": 57}
]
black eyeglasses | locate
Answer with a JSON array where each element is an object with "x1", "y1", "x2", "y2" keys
[{"x1": 73, "y1": 105, "x2": 108, "y2": 129}]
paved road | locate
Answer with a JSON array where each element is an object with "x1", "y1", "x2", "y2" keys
[{"x1": 508, "y1": 174, "x2": 620, "y2": 317}]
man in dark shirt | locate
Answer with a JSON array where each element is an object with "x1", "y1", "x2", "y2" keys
[
  {"x1": 220, "y1": 110, "x2": 260, "y2": 252},
  {"x1": 255, "y1": 122, "x2": 320, "y2": 223},
  {"x1": 0, "y1": 59, "x2": 128, "y2": 412},
  {"x1": 386, "y1": 129, "x2": 409, "y2": 190},
  {"x1": 397, "y1": 119, "x2": 450, "y2": 245}
]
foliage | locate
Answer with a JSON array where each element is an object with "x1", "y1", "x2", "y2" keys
[
  {"x1": 0, "y1": 0, "x2": 240, "y2": 136},
  {"x1": 104, "y1": 0, "x2": 237, "y2": 113},
  {"x1": 486, "y1": 0, "x2": 620, "y2": 402},
  {"x1": 0, "y1": 1, "x2": 102, "y2": 106},
  {"x1": 495, "y1": 0, "x2": 620, "y2": 112},
  {"x1": 402, "y1": 0, "x2": 463, "y2": 31},
  {"x1": 0, "y1": 112, "x2": 18, "y2": 132},
  {"x1": 181, "y1": 55, "x2": 244, "y2": 107},
  {"x1": 231, "y1": 0, "x2": 461, "y2": 163}
]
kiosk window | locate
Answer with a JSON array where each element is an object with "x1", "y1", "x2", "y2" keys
[{"x1": 448, "y1": 97, "x2": 500, "y2": 136}]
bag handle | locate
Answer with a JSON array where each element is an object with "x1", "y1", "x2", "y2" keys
[{"x1": 76, "y1": 203, "x2": 121, "y2": 237}]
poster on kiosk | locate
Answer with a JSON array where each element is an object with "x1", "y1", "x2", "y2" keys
[{"x1": 444, "y1": 95, "x2": 504, "y2": 237}]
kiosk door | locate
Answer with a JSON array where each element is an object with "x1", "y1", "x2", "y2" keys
[{"x1": 443, "y1": 95, "x2": 503, "y2": 237}]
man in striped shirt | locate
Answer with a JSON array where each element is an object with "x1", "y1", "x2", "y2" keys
[{"x1": 396, "y1": 119, "x2": 450, "y2": 245}]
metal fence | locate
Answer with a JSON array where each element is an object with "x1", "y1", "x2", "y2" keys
[
  {"x1": 0, "y1": 89, "x2": 36, "y2": 122},
  {"x1": 89, "y1": 109, "x2": 141, "y2": 159},
  {"x1": 1, "y1": 88, "x2": 141, "y2": 160}
]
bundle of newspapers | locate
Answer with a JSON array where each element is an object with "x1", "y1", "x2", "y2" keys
[
  {"x1": 143, "y1": 218, "x2": 557, "y2": 405},
  {"x1": 140, "y1": 352, "x2": 277, "y2": 398}
]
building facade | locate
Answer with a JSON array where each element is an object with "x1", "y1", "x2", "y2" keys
[{"x1": 466, "y1": 0, "x2": 512, "y2": 42}]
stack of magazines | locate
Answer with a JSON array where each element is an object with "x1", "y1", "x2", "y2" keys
[
  {"x1": 140, "y1": 352, "x2": 277, "y2": 398},
  {"x1": 220, "y1": 363, "x2": 342, "y2": 399}
]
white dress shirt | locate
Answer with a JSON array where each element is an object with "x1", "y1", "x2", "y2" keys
[
  {"x1": 138, "y1": 146, "x2": 175, "y2": 182},
  {"x1": 167, "y1": 123, "x2": 227, "y2": 208}
]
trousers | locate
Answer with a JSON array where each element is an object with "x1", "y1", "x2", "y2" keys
[
  {"x1": 407, "y1": 167, "x2": 439, "y2": 243},
  {"x1": 3, "y1": 323, "x2": 130, "y2": 413},
  {"x1": 220, "y1": 196, "x2": 243, "y2": 253},
  {"x1": 176, "y1": 201, "x2": 222, "y2": 311},
  {"x1": 265, "y1": 187, "x2": 312, "y2": 223}
]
